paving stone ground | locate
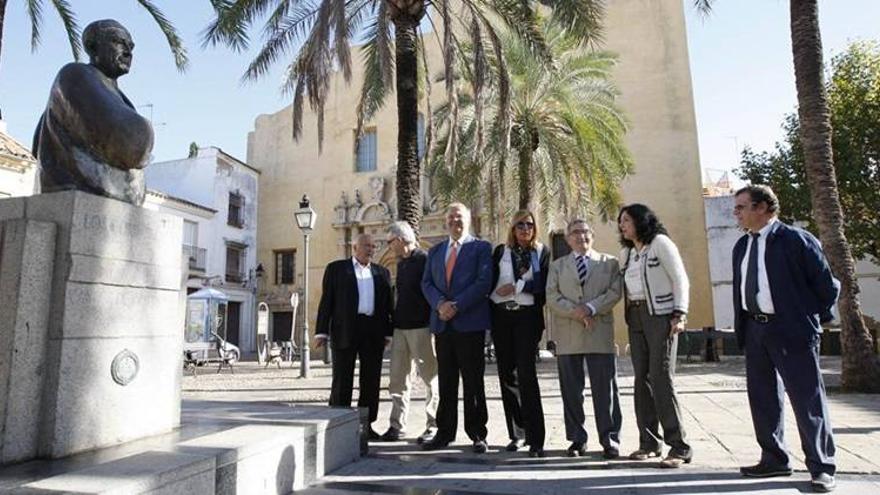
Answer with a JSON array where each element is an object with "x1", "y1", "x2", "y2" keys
[{"x1": 183, "y1": 355, "x2": 880, "y2": 494}]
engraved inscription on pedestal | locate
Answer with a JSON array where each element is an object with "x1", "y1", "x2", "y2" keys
[{"x1": 111, "y1": 349, "x2": 139, "y2": 386}]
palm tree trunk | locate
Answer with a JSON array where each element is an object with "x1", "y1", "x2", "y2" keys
[
  {"x1": 517, "y1": 145, "x2": 532, "y2": 210},
  {"x1": 790, "y1": 0, "x2": 880, "y2": 391},
  {"x1": 394, "y1": 18, "x2": 422, "y2": 235}
]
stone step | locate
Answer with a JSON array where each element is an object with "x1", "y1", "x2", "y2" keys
[{"x1": 0, "y1": 402, "x2": 362, "y2": 494}]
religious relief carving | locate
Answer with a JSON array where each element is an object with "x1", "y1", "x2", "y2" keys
[
  {"x1": 333, "y1": 191, "x2": 350, "y2": 224},
  {"x1": 369, "y1": 176, "x2": 386, "y2": 203}
]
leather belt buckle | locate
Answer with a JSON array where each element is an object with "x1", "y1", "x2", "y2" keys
[
  {"x1": 751, "y1": 313, "x2": 772, "y2": 323},
  {"x1": 503, "y1": 301, "x2": 521, "y2": 311}
]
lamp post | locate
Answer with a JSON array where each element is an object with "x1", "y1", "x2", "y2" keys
[{"x1": 294, "y1": 195, "x2": 317, "y2": 378}]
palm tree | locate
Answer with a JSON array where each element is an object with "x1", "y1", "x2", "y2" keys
[
  {"x1": 203, "y1": 0, "x2": 606, "y2": 234},
  {"x1": 696, "y1": 0, "x2": 880, "y2": 391},
  {"x1": 428, "y1": 19, "x2": 632, "y2": 232},
  {"x1": 0, "y1": 0, "x2": 188, "y2": 75}
]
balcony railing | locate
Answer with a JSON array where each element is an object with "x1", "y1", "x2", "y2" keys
[
  {"x1": 183, "y1": 245, "x2": 207, "y2": 272},
  {"x1": 225, "y1": 270, "x2": 245, "y2": 283}
]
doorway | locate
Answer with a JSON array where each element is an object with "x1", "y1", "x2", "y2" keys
[{"x1": 227, "y1": 301, "x2": 241, "y2": 346}]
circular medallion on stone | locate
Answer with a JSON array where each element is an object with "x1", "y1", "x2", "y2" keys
[{"x1": 111, "y1": 349, "x2": 140, "y2": 386}]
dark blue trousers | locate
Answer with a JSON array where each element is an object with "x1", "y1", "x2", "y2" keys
[{"x1": 744, "y1": 318, "x2": 836, "y2": 476}]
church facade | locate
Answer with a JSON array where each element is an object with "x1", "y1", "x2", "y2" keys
[{"x1": 247, "y1": 0, "x2": 712, "y2": 347}]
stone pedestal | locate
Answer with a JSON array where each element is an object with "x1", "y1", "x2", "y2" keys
[{"x1": 0, "y1": 191, "x2": 184, "y2": 464}]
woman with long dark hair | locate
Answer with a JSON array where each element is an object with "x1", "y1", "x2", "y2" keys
[
  {"x1": 618, "y1": 204, "x2": 692, "y2": 468},
  {"x1": 490, "y1": 210, "x2": 550, "y2": 457}
]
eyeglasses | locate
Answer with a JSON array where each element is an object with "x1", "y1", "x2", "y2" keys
[{"x1": 515, "y1": 221, "x2": 535, "y2": 230}]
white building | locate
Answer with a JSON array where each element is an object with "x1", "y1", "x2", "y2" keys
[
  {"x1": 704, "y1": 194, "x2": 880, "y2": 329},
  {"x1": 146, "y1": 147, "x2": 261, "y2": 354},
  {"x1": 0, "y1": 120, "x2": 37, "y2": 198}
]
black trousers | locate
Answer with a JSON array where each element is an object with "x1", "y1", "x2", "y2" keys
[
  {"x1": 328, "y1": 315, "x2": 386, "y2": 423},
  {"x1": 434, "y1": 329, "x2": 488, "y2": 442},
  {"x1": 744, "y1": 317, "x2": 835, "y2": 475},
  {"x1": 491, "y1": 304, "x2": 545, "y2": 448}
]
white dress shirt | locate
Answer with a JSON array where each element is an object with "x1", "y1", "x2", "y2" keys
[
  {"x1": 740, "y1": 219, "x2": 777, "y2": 314},
  {"x1": 352, "y1": 257, "x2": 375, "y2": 316}
]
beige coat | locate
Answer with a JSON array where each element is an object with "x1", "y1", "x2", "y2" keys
[{"x1": 547, "y1": 250, "x2": 622, "y2": 355}]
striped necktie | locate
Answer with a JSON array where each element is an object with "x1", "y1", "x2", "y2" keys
[{"x1": 575, "y1": 254, "x2": 588, "y2": 286}]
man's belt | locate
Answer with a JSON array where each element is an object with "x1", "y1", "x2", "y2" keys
[
  {"x1": 500, "y1": 301, "x2": 531, "y2": 311},
  {"x1": 746, "y1": 312, "x2": 775, "y2": 323}
]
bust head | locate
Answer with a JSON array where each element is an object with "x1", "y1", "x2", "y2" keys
[{"x1": 83, "y1": 20, "x2": 134, "y2": 79}]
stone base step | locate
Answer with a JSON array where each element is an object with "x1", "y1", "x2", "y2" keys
[{"x1": 0, "y1": 402, "x2": 362, "y2": 494}]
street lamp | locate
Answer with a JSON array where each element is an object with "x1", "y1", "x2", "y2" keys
[{"x1": 294, "y1": 195, "x2": 317, "y2": 378}]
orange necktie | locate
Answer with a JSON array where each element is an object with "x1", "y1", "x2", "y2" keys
[{"x1": 445, "y1": 241, "x2": 459, "y2": 286}]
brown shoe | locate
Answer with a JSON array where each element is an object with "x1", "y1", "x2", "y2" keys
[
  {"x1": 628, "y1": 449, "x2": 661, "y2": 461},
  {"x1": 659, "y1": 453, "x2": 692, "y2": 469}
]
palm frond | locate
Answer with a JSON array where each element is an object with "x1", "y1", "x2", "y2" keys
[
  {"x1": 26, "y1": 0, "x2": 44, "y2": 53},
  {"x1": 418, "y1": 27, "x2": 435, "y2": 165},
  {"x1": 242, "y1": 2, "x2": 322, "y2": 82},
  {"x1": 541, "y1": 0, "x2": 605, "y2": 46},
  {"x1": 692, "y1": 0, "x2": 714, "y2": 16},
  {"x1": 133, "y1": 0, "x2": 189, "y2": 71},
  {"x1": 354, "y1": 2, "x2": 393, "y2": 143},
  {"x1": 49, "y1": 0, "x2": 82, "y2": 61}
]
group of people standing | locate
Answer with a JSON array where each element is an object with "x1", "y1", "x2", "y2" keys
[{"x1": 315, "y1": 184, "x2": 839, "y2": 493}]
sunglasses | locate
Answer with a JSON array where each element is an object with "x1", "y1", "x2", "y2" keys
[{"x1": 515, "y1": 221, "x2": 535, "y2": 230}]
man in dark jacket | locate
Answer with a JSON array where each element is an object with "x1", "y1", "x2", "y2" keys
[
  {"x1": 732, "y1": 185, "x2": 839, "y2": 493},
  {"x1": 316, "y1": 233, "x2": 393, "y2": 439},
  {"x1": 379, "y1": 221, "x2": 438, "y2": 444}
]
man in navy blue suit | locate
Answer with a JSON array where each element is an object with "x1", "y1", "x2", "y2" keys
[
  {"x1": 421, "y1": 202, "x2": 493, "y2": 453},
  {"x1": 732, "y1": 185, "x2": 839, "y2": 493}
]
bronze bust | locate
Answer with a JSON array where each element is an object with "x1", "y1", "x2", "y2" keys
[{"x1": 33, "y1": 19, "x2": 154, "y2": 205}]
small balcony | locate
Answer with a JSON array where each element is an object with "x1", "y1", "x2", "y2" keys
[
  {"x1": 183, "y1": 245, "x2": 207, "y2": 272},
  {"x1": 225, "y1": 270, "x2": 245, "y2": 283}
]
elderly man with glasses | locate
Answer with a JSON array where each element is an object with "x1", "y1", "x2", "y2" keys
[
  {"x1": 546, "y1": 219, "x2": 623, "y2": 459},
  {"x1": 379, "y1": 221, "x2": 439, "y2": 444}
]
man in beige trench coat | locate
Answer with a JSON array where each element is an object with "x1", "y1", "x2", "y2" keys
[{"x1": 547, "y1": 219, "x2": 623, "y2": 459}]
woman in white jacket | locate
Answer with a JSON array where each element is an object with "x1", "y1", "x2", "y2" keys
[{"x1": 618, "y1": 203, "x2": 692, "y2": 469}]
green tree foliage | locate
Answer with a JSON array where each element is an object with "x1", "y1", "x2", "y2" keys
[
  {"x1": 738, "y1": 41, "x2": 880, "y2": 264},
  {"x1": 203, "y1": 0, "x2": 606, "y2": 233},
  {"x1": 428, "y1": 18, "x2": 632, "y2": 230}
]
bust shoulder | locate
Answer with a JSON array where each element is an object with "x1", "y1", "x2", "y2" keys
[{"x1": 55, "y1": 62, "x2": 101, "y2": 85}]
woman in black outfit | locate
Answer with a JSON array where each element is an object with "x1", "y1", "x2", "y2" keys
[{"x1": 490, "y1": 209, "x2": 550, "y2": 457}]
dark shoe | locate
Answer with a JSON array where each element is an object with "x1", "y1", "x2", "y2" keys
[
  {"x1": 421, "y1": 438, "x2": 451, "y2": 451},
  {"x1": 810, "y1": 473, "x2": 835, "y2": 492},
  {"x1": 628, "y1": 448, "x2": 662, "y2": 461},
  {"x1": 380, "y1": 427, "x2": 402, "y2": 442},
  {"x1": 566, "y1": 442, "x2": 587, "y2": 457},
  {"x1": 659, "y1": 452, "x2": 692, "y2": 469},
  {"x1": 416, "y1": 428, "x2": 436, "y2": 445},
  {"x1": 740, "y1": 463, "x2": 793, "y2": 478},
  {"x1": 367, "y1": 427, "x2": 381, "y2": 441},
  {"x1": 528, "y1": 447, "x2": 545, "y2": 458},
  {"x1": 505, "y1": 439, "x2": 524, "y2": 452},
  {"x1": 473, "y1": 439, "x2": 488, "y2": 454},
  {"x1": 602, "y1": 447, "x2": 620, "y2": 460}
]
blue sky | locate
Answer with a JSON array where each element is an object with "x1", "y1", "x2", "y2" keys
[{"x1": 1, "y1": 0, "x2": 878, "y2": 182}]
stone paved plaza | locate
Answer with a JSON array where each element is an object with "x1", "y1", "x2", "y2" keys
[{"x1": 183, "y1": 354, "x2": 880, "y2": 494}]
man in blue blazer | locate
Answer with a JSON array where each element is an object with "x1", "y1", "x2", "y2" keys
[
  {"x1": 732, "y1": 185, "x2": 839, "y2": 493},
  {"x1": 421, "y1": 202, "x2": 493, "y2": 453}
]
